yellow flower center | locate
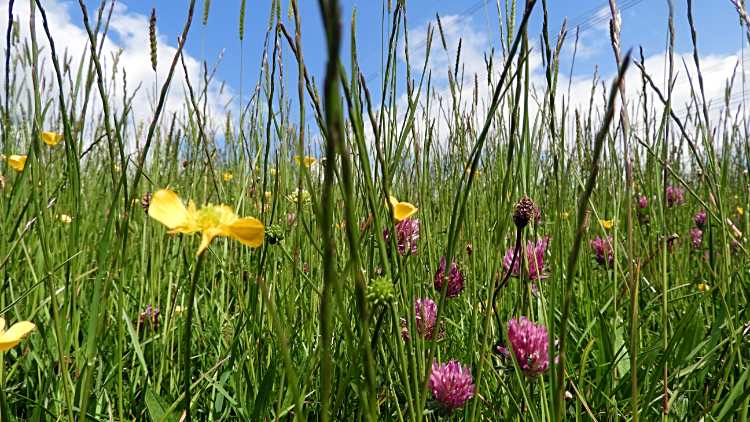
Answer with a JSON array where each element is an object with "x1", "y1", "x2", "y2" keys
[{"x1": 197, "y1": 205, "x2": 224, "y2": 229}]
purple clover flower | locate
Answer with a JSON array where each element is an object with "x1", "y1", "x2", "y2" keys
[
  {"x1": 434, "y1": 256, "x2": 466, "y2": 298},
  {"x1": 428, "y1": 359, "x2": 475, "y2": 416},
  {"x1": 690, "y1": 229, "x2": 703, "y2": 249},
  {"x1": 533, "y1": 204, "x2": 542, "y2": 224},
  {"x1": 590, "y1": 236, "x2": 615, "y2": 267},
  {"x1": 384, "y1": 218, "x2": 420, "y2": 255},
  {"x1": 637, "y1": 196, "x2": 648, "y2": 209},
  {"x1": 666, "y1": 186, "x2": 684, "y2": 207},
  {"x1": 503, "y1": 236, "x2": 550, "y2": 280},
  {"x1": 695, "y1": 210, "x2": 707, "y2": 229},
  {"x1": 401, "y1": 297, "x2": 445, "y2": 342},
  {"x1": 497, "y1": 317, "x2": 557, "y2": 380}
]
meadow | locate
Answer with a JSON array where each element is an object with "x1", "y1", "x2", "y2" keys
[{"x1": 1, "y1": 0, "x2": 749, "y2": 420}]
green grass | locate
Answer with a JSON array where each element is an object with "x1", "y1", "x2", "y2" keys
[{"x1": 0, "y1": 0, "x2": 749, "y2": 420}]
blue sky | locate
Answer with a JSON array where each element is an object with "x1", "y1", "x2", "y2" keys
[{"x1": 12, "y1": 0, "x2": 750, "y2": 136}]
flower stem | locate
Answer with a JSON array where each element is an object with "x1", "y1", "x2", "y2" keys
[{"x1": 183, "y1": 251, "x2": 205, "y2": 422}]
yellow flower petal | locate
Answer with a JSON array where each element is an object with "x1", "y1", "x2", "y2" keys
[
  {"x1": 148, "y1": 190, "x2": 192, "y2": 231},
  {"x1": 738, "y1": 206, "x2": 744, "y2": 216},
  {"x1": 393, "y1": 202, "x2": 417, "y2": 222},
  {"x1": 42, "y1": 132, "x2": 63, "y2": 147},
  {"x1": 600, "y1": 220, "x2": 614, "y2": 230},
  {"x1": 224, "y1": 217, "x2": 265, "y2": 248},
  {"x1": 222, "y1": 172, "x2": 233, "y2": 181},
  {"x1": 0, "y1": 321, "x2": 35, "y2": 351},
  {"x1": 197, "y1": 228, "x2": 223, "y2": 255},
  {"x1": 294, "y1": 156, "x2": 318, "y2": 168},
  {"x1": 265, "y1": 191, "x2": 272, "y2": 198},
  {"x1": 56, "y1": 214, "x2": 72, "y2": 223},
  {"x1": 270, "y1": 168, "x2": 277, "y2": 175},
  {"x1": 2, "y1": 154, "x2": 27, "y2": 173}
]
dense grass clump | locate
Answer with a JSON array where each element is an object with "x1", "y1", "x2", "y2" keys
[{"x1": 1, "y1": 0, "x2": 749, "y2": 421}]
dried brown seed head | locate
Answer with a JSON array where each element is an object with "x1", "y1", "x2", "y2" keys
[{"x1": 513, "y1": 196, "x2": 534, "y2": 229}]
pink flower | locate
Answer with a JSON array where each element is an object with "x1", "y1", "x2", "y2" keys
[
  {"x1": 400, "y1": 297, "x2": 445, "y2": 342},
  {"x1": 434, "y1": 256, "x2": 466, "y2": 298},
  {"x1": 497, "y1": 316, "x2": 557, "y2": 380},
  {"x1": 503, "y1": 237, "x2": 550, "y2": 280},
  {"x1": 666, "y1": 186, "x2": 684, "y2": 207},
  {"x1": 428, "y1": 359, "x2": 475, "y2": 416},
  {"x1": 287, "y1": 213, "x2": 297, "y2": 227},
  {"x1": 383, "y1": 218, "x2": 420, "y2": 255},
  {"x1": 590, "y1": 236, "x2": 615, "y2": 267},
  {"x1": 533, "y1": 204, "x2": 542, "y2": 224},
  {"x1": 690, "y1": 229, "x2": 703, "y2": 249},
  {"x1": 695, "y1": 210, "x2": 707, "y2": 229},
  {"x1": 637, "y1": 196, "x2": 648, "y2": 209}
]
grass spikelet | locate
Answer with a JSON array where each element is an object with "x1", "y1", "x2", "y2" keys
[{"x1": 149, "y1": 8, "x2": 157, "y2": 71}]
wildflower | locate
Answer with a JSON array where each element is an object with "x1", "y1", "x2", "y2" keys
[
  {"x1": 600, "y1": 220, "x2": 614, "y2": 230},
  {"x1": 137, "y1": 305, "x2": 160, "y2": 332},
  {"x1": 42, "y1": 132, "x2": 62, "y2": 147},
  {"x1": 0, "y1": 318, "x2": 35, "y2": 351},
  {"x1": 497, "y1": 316, "x2": 557, "y2": 380},
  {"x1": 690, "y1": 229, "x2": 703, "y2": 249},
  {"x1": 698, "y1": 283, "x2": 710, "y2": 292},
  {"x1": 2, "y1": 155, "x2": 26, "y2": 173},
  {"x1": 503, "y1": 236, "x2": 550, "y2": 280},
  {"x1": 387, "y1": 196, "x2": 417, "y2": 222},
  {"x1": 383, "y1": 218, "x2": 420, "y2": 255},
  {"x1": 294, "y1": 156, "x2": 318, "y2": 168},
  {"x1": 265, "y1": 191, "x2": 272, "y2": 198},
  {"x1": 666, "y1": 186, "x2": 684, "y2": 207},
  {"x1": 637, "y1": 196, "x2": 648, "y2": 209},
  {"x1": 590, "y1": 236, "x2": 615, "y2": 267},
  {"x1": 434, "y1": 256, "x2": 466, "y2": 298},
  {"x1": 695, "y1": 210, "x2": 707, "y2": 229},
  {"x1": 367, "y1": 277, "x2": 395, "y2": 307},
  {"x1": 265, "y1": 224, "x2": 285, "y2": 244},
  {"x1": 174, "y1": 306, "x2": 185, "y2": 315},
  {"x1": 401, "y1": 297, "x2": 445, "y2": 342},
  {"x1": 560, "y1": 212, "x2": 569, "y2": 219},
  {"x1": 286, "y1": 189, "x2": 312, "y2": 205},
  {"x1": 513, "y1": 196, "x2": 534, "y2": 229},
  {"x1": 222, "y1": 172, "x2": 233, "y2": 181},
  {"x1": 270, "y1": 168, "x2": 277, "y2": 175},
  {"x1": 287, "y1": 213, "x2": 297, "y2": 226},
  {"x1": 739, "y1": 206, "x2": 744, "y2": 216},
  {"x1": 428, "y1": 359, "x2": 475, "y2": 417},
  {"x1": 0, "y1": 175, "x2": 4, "y2": 190},
  {"x1": 56, "y1": 214, "x2": 72, "y2": 223},
  {"x1": 147, "y1": 189, "x2": 264, "y2": 255}
]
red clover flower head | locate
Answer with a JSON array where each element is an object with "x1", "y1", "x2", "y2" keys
[
  {"x1": 503, "y1": 236, "x2": 550, "y2": 280},
  {"x1": 690, "y1": 229, "x2": 703, "y2": 249},
  {"x1": 434, "y1": 256, "x2": 466, "y2": 298},
  {"x1": 401, "y1": 297, "x2": 445, "y2": 342},
  {"x1": 637, "y1": 196, "x2": 648, "y2": 209},
  {"x1": 590, "y1": 236, "x2": 615, "y2": 267},
  {"x1": 428, "y1": 358, "x2": 475, "y2": 416},
  {"x1": 695, "y1": 210, "x2": 707, "y2": 229},
  {"x1": 666, "y1": 186, "x2": 684, "y2": 207},
  {"x1": 497, "y1": 316, "x2": 557, "y2": 380},
  {"x1": 383, "y1": 218, "x2": 420, "y2": 255}
]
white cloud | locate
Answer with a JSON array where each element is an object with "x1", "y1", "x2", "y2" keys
[{"x1": 2, "y1": 0, "x2": 235, "y2": 153}]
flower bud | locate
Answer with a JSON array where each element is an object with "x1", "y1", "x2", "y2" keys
[{"x1": 513, "y1": 196, "x2": 534, "y2": 229}]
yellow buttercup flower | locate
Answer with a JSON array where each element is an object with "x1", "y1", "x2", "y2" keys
[
  {"x1": 222, "y1": 172, "x2": 233, "y2": 181},
  {"x1": 56, "y1": 214, "x2": 72, "y2": 223},
  {"x1": 265, "y1": 191, "x2": 272, "y2": 198},
  {"x1": 600, "y1": 220, "x2": 614, "y2": 230},
  {"x1": 738, "y1": 206, "x2": 744, "y2": 216},
  {"x1": 294, "y1": 156, "x2": 318, "y2": 168},
  {"x1": 560, "y1": 212, "x2": 570, "y2": 219},
  {"x1": 0, "y1": 318, "x2": 35, "y2": 351},
  {"x1": 42, "y1": 132, "x2": 63, "y2": 147},
  {"x1": 2, "y1": 154, "x2": 27, "y2": 173},
  {"x1": 387, "y1": 196, "x2": 417, "y2": 222},
  {"x1": 270, "y1": 168, "x2": 278, "y2": 175},
  {"x1": 698, "y1": 283, "x2": 709, "y2": 292},
  {"x1": 115, "y1": 165, "x2": 122, "y2": 172},
  {"x1": 147, "y1": 189, "x2": 265, "y2": 255}
]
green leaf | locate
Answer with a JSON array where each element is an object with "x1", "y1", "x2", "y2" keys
[
  {"x1": 251, "y1": 359, "x2": 277, "y2": 422},
  {"x1": 145, "y1": 389, "x2": 177, "y2": 422}
]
